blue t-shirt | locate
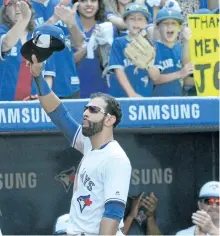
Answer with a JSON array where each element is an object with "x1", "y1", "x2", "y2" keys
[
  {"x1": 52, "y1": 18, "x2": 80, "y2": 97},
  {"x1": 152, "y1": 41, "x2": 183, "y2": 97},
  {"x1": 31, "y1": 0, "x2": 80, "y2": 97},
  {"x1": 108, "y1": 36, "x2": 153, "y2": 97},
  {"x1": 0, "y1": 24, "x2": 54, "y2": 101},
  {"x1": 31, "y1": 0, "x2": 60, "y2": 26},
  {"x1": 0, "y1": 24, "x2": 24, "y2": 100}
]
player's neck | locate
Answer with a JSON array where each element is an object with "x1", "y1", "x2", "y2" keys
[
  {"x1": 90, "y1": 131, "x2": 113, "y2": 150},
  {"x1": 80, "y1": 16, "x2": 96, "y2": 32}
]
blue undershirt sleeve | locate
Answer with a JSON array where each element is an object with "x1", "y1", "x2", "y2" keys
[
  {"x1": 103, "y1": 201, "x2": 125, "y2": 222},
  {"x1": 48, "y1": 103, "x2": 80, "y2": 144}
]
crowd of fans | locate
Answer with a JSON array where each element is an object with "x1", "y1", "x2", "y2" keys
[{"x1": 0, "y1": 0, "x2": 218, "y2": 101}]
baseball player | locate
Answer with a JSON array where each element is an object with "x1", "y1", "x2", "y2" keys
[
  {"x1": 149, "y1": 8, "x2": 194, "y2": 96},
  {"x1": 108, "y1": 2, "x2": 157, "y2": 98},
  {"x1": 29, "y1": 54, "x2": 132, "y2": 235},
  {"x1": 0, "y1": 0, "x2": 55, "y2": 101}
]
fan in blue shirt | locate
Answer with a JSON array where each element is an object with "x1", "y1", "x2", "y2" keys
[
  {"x1": 31, "y1": 0, "x2": 84, "y2": 98},
  {"x1": 149, "y1": 8, "x2": 194, "y2": 96},
  {"x1": 72, "y1": 0, "x2": 110, "y2": 98},
  {"x1": 108, "y1": 2, "x2": 156, "y2": 98},
  {"x1": 0, "y1": 0, "x2": 54, "y2": 101}
]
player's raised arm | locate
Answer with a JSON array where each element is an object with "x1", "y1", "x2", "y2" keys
[{"x1": 30, "y1": 54, "x2": 81, "y2": 148}]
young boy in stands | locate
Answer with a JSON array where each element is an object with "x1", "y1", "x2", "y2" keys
[
  {"x1": 108, "y1": 2, "x2": 157, "y2": 98},
  {"x1": 149, "y1": 8, "x2": 193, "y2": 96}
]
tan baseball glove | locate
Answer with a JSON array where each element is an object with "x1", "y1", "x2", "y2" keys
[{"x1": 124, "y1": 29, "x2": 156, "y2": 74}]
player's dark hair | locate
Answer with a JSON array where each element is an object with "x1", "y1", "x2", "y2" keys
[
  {"x1": 1, "y1": 2, "x2": 35, "y2": 32},
  {"x1": 72, "y1": 0, "x2": 105, "y2": 22},
  {"x1": 90, "y1": 92, "x2": 122, "y2": 128}
]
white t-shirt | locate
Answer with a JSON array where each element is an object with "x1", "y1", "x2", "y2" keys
[
  {"x1": 67, "y1": 126, "x2": 132, "y2": 234},
  {"x1": 176, "y1": 225, "x2": 210, "y2": 235}
]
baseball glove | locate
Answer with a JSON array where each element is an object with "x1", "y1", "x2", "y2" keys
[{"x1": 124, "y1": 29, "x2": 155, "y2": 74}]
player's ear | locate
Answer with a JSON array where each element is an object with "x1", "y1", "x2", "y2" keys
[{"x1": 104, "y1": 115, "x2": 116, "y2": 127}]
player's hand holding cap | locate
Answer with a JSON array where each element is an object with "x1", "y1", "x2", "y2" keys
[{"x1": 21, "y1": 24, "x2": 65, "y2": 63}]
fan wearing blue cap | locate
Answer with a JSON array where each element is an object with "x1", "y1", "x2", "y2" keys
[
  {"x1": 108, "y1": 2, "x2": 157, "y2": 98},
  {"x1": 148, "y1": 8, "x2": 194, "y2": 97},
  {"x1": 146, "y1": 0, "x2": 182, "y2": 41},
  {"x1": 176, "y1": 181, "x2": 220, "y2": 236}
]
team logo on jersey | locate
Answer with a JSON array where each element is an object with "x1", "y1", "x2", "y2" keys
[
  {"x1": 55, "y1": 166, "x2": 76, "y2": 192},
  {"x1": 77, "y1": 195, "x2": 93, "y2": 213}
]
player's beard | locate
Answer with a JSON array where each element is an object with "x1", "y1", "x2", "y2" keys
[{"x1": 82, "y1": 118, "x2": 105, "y2": 137}]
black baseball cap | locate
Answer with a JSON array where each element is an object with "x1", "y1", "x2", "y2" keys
[{"x1": 21, "y1": 24, "x2": 65, "y2": 63}]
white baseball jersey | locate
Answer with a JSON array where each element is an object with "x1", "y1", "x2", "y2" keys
[
  {"x1": 66, "y1": 126, "x2": 132, "y2": 235},
  {"x1": 176, "y1": 225, "x2": 210, "y2": 235}
]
